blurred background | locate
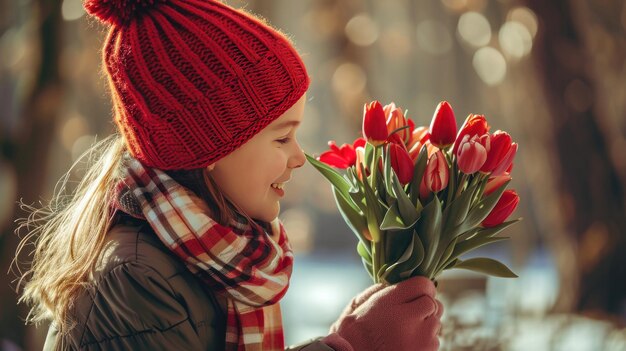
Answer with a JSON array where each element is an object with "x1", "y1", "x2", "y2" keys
[{"x1": 1, "y1": 0, "x2": 626, "y2": 350}]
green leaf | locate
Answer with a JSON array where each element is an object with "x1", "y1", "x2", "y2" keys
[
  {"x1": 400, "y1": 231, "x2": 425, "y2": 279},
  {"x1": 332, "y1": 187, "x2": 369, "y2": 245},
  {"x1": 434, "y1": 237, "x2": 458, "y2": 275},
  {"x1": 452, "y1": 180, "x2": 510, "y2": 237},
  {"x1": 306, "y1": 154, "x2": 353, "y2": 199},
  {"x1": 357, "y1": 240, "x2": 372, "y2": 263},
  {"x1": 449, "y1": 236, "x2": 508, "y2": 264},
  {"x1": 383, "y1": 145, "x2": 396, "y2": 202},
  {"x1": 409, "y1": 147, "x2": 428, "y2": 207},
  {"x1": 473, "y1": 219, "x2": 521, "y2": 239},
  {"x1": 361, "y1": 162, "x2": 383, "y2": 242},
  {"x1": 391, "y1": 171, "x2": 421, "y2": 227},
  {"x1": 442, "y1": 180, "x2": 479, "y2": 235},
  {"x1": 380, "y1": 234, "x2": 415, "y2": 283},
  {"x1": 415, "y1": 196, "x2": 442, "y2": 275},
  {"x1": 454, "y1": 257, "x2": 518, "y2": 278},
  {"x1": 383, "y1": 230, "x2": 426, "y2": 283},
  {"x1": 380, "y1": 201, "x2": 407, "y2": 230}
]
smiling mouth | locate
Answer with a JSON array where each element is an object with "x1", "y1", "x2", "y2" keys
[{"x1": 271, "y1": 182, "x2": 285, "y2": 190}]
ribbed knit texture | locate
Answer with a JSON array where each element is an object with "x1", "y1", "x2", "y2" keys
[{"x1": 86, "y1": 0, "x2": 310, "y2": 170}]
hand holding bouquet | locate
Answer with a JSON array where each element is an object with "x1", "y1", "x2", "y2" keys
[{"x1": 307, "y1": 101, "x2": 520, "y2": 284}]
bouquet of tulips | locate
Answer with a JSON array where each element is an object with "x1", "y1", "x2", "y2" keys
[{"x1": 306, "y1": 101, "x2": 521, "y2": 284}]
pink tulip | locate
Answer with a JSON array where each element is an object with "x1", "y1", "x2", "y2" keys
[
  {"x1": 424, "y1": 150, "x2": 449, "y2": 192},
  {"x1": 456, "y1": 134, "x2": 489, "y2": 174},
  {"x1": 452, "y1": 114, "x2": 490, "y2": 156},
  {"x1": 362, "y1": 101, "x2": 388, "y2": 146},
  {"x1": 484, "y1": 173, "x2": 512, "y2": 196},
  {"x1": 319, "y1": 138, "x2": 366, "y2": 169},
  {"x1": 429, "y1": 101, "x2": 457, "y2": 149},
  {"x1": 389, "y1": 142, "x2": 414, "y2": 185},
  {"x1": 480, "y1": 131, "x2": 513, "y2": 174},
  {"x1": 482, "y1": 189, "x2": 519, "y2": 227}
]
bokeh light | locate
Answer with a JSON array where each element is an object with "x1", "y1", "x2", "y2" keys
[
  {"x1": 62, "y1": 0, "x2": 86, "y2": 21},
  {"x1": 499, "y1": 21, "x2": 533, "y2": 60},
  {"x1": 472, "y1": 47, "x2": 507, "y2": 85},
  {"x1": 345, "y1": 13, "x2": 379, "y2": 47},
  {"x1": 458, "y1": 11, "x2": 492, "y2": 47},
  {"x1": 507, "y1": 6, "x2": 539, "y2": 38},
  {"x1": 331, "y1": 62, "x2": 367, "y2": 96}
]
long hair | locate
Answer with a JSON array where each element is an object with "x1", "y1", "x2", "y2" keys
[{"x1": 15, "y1": 133, "x2": 240, "y2": 334}]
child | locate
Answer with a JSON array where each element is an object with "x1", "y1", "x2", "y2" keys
[{"x1": 17, "y1": 0, "x2": 443, "y2": 350}]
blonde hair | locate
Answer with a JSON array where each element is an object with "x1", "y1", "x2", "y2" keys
[{"x1": 15, "y1": 133, "x2": 240, "y2": 334}]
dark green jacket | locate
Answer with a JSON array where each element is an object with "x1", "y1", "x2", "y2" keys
[{"x1": 43, "y1": 215, "x2": 333, "y2": 351}]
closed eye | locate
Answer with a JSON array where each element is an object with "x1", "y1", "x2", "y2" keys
[{"x1": 276, "y1": 138, "x2": 291, "y2": 144}]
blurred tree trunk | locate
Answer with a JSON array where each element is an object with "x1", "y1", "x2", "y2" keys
[
  {"x1": 523, "y1": 0, "x2": 626, "y2": 324},
  {"x1": 0, "y1": 0, "x2": 64, "y2": 348}
]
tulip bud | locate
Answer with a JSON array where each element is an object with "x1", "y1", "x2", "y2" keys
[
  {"x1": 429, "y1": 101, "x2": 457, "y2": 149},
  {"x1": 456, "y1": 134, "x2": 489, "y2": 174},
  {"x1": 482, "y1": 189, "x2": 519, "y2": 227},
  {"x1": 484, "y1": 173, "x2": 512, "y2": 196},
  {"x1": 362, "y1": 101, "x2": 388, "y2": 146},
  {"x1": 355, "y1": 146, "x2": 367, "y2": 181},
  {"x1": 389, "y1": 143, "x2": 414, "y2": 185},
  {"x1": 480, "y1": 131, "x2": 513, "y2": 173},
  {"x1": 452, "y1": 114, "x2": 490, "y2": 155},
  {"x1": 424, "y1": 150, "x2": 449, "y2": 192}
]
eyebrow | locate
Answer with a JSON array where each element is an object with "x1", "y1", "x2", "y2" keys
[{"x1": 271, "y1": 120, "x2": 301, "y2": 130}]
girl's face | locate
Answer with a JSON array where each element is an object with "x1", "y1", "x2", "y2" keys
[{"x1": 208, "y1": 94, "x2": 307, "y2": 222}]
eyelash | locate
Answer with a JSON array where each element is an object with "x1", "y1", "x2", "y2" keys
[{"x1": 277, "y1": 138, "x2": 291, "y2": 144}]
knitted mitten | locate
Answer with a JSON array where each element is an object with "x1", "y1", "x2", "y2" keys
[{"x1": 322, "y1": 276, "x2": 443, "y2": 351}]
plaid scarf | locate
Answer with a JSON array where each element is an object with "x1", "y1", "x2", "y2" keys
[{"x1": 112, "y1": 157, "x2": 294, "y2": 351}]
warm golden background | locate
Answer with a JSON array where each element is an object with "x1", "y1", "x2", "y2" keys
[{"x1": 1, "y1": 0, "x2": 625, "y2": 350}]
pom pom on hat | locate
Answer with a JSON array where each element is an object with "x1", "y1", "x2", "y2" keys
[{"x1": 84, "y1": 0, "x2": 167, "y2": 26}]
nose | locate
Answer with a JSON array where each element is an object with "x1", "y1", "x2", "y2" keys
[{"x1": 289, "y1": 147, "x2": 306, "y2": 169}]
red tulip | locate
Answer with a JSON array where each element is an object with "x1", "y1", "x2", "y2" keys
[
  {"x1": 424, "y1": 150, "x2": 449, "y2": 192},
  {"x1": 484, "y1": 173, "x2": 511, "y2": 196},
  {"x1": 389, "y1": 142, "x2": 414, "y2": 185},
  {"x1": 456, "y1": 134, "x2": 489, "y2": 174},
  {"x1": 491, "y1": 143, "x2": 518, "y2": 176},
  {"x1": 319, "y1": 138, "x2": 367, "y2": 169},
  {"x1": 482, "y1": 189, "x2": 519, "y2": 227},
  {"x1": 452, "y1": 114, "x2": 490, "y2": 156},
  {"x1": 362, "y1": 101, "x2": 388, "y2": 146},
  {"x1": 429, "y1": 101, "x2": 457, "y2": 148},
  {"x1": 480, "y1": 131, "x2": 513, "y2": 174}
]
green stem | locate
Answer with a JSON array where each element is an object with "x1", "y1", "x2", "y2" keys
[
  {"x1": 372, "y1": 240, "x2": 380, "y2": 283},
  {"x1": 455, "y1": 173, "x2": 469, "y2": 198}
]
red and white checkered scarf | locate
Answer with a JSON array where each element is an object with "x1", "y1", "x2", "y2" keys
[{"x1": 114, "y1": 157, "x2": 294, "y2": 351}]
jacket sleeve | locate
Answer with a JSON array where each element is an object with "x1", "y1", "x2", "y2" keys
[
  {"x1": 72, "y1": 261, "x2": 207, "y2": 350},
  {"x1": 286, "y1": 337, "x2": 336, "y2": 351}
]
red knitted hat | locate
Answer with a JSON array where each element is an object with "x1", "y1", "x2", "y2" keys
[{"x1": 84, "y1": 0, "x2": 310, "y2": 170}]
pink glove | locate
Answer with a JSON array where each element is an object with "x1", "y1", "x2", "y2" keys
[{"x1": 322, "y1": 276, "x2": 443, "y2": 351}]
